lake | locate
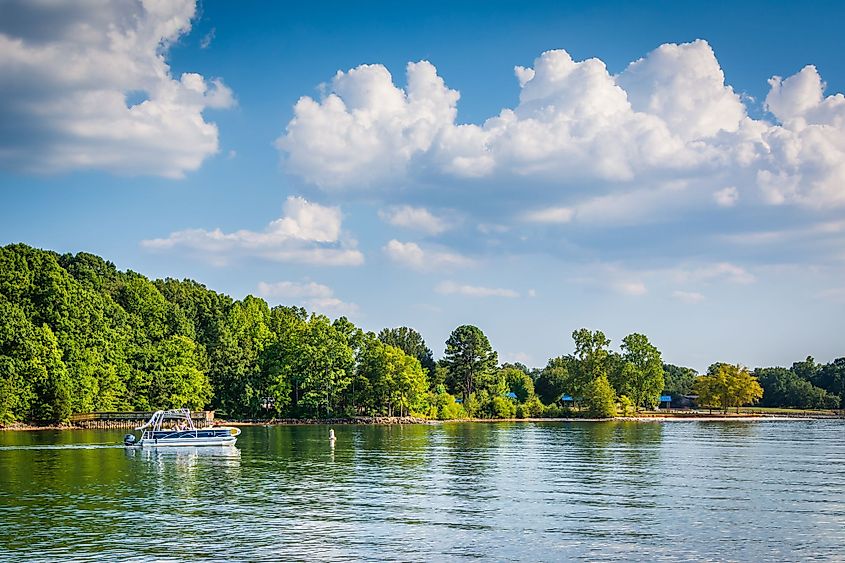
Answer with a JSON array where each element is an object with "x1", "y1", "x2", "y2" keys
[{"x1": 1, "y1": 420, "x2": 843, "y2": 561}]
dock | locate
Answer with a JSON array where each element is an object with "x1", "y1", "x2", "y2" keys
[{"x1": 70, "y1": 411, "x2": 215, "y2": 429}]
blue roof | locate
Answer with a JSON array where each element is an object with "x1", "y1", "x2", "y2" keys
[
  {"x1": 560, "y1": 394, "x2": 573, "y2": 401},
  {"x1": 505, "y1": 392, "x2": 517, "y2": 399}
]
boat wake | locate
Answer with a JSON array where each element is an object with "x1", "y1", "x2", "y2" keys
[{"x1": 0, "y1": 443, "x2": 124, "y2": 451}]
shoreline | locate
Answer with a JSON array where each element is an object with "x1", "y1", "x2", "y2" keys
[{"x1": 2, "y1": 412, "x2": 841, "y2": 431}]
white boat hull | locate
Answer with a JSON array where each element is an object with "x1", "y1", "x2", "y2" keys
[{"x1": 139, "y1": 436, "x2": 238, "y2": 447}]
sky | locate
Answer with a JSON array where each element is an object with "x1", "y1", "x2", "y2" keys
[{"x1": 1, "y1": 0, "x2": 844, "y2": 372}]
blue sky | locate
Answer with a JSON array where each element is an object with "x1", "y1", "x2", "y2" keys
[{"x1": 1, "y1": 0, "x2": 844, "y2": 371}]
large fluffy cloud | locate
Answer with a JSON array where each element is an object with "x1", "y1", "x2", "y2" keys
[
  {"x1": 142, "y1": 196, "x2": 363, "y2": 266},
  {"x1": 758, "y1": 66, "x2": 845, "y2": 207},
  {"x1": 277, "y1": 39, "x2": 845, "y2": 208},
  {"x1": 276, "y1": 61, "x2": 458, "y2": 188},
  {"x1": 0, "y1": 0, "x2": 233, "y2": 177}
]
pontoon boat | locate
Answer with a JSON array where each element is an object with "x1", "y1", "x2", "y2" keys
[{"x1": 123, "y1": 409, "x2": 240, "y2": 447}]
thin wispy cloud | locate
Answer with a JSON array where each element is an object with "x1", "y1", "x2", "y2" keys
[
  {"x1": 817, "y1": 287, "x2": 845, "y2": 304},
  {"x1": 383, "y1": 240, "x2": 473, "y2": 270},
  {"x1": 200, "y1": 27, "x2": 216, "y2": 49},
  {"x1": 435, "y1": 281, "x2": 520, "y2": 298},
  {"x1": 673, "y1": 262, "x2": 756, "y2": 285},
  {"x1": 521, "y1": 207, "x2": 574, "y2": 224},
  {"x1": 612, "y1": 280, "x2": 648, "y2": 296},
  {"x1": 257, "y1": 281, "x2": 334, "y2": 299},
  {"x1": 378, "y1": 205, "x2": 453, "y2": 235},
  {"x1": 258, "y1": 280, "x2": 358, "y2": 316},
  {"x1": 672, "y1": 290, "x2": 705, "y2": 304},
  {"x1": 714, "y1": 187, "x2": 739, "y2": 207}
]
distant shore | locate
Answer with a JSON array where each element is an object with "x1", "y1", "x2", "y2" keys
[{"x1": 2, "y1": 411, "x2": 841, "y2": 431}]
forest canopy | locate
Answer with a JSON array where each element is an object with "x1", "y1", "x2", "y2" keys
[{"x1": 0, "y1": 244, "x2": 841, "y2": 424}]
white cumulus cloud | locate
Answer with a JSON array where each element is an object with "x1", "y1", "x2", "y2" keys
[
  {"x1": 0, "y1": 0, "x2": 234, "y2": 177},
  {"x1": 142, "y1": 196, "x2": 363, "y2": 266},
  {"x1": 276, "y1": 61, "x2": 459, "y2": 189},
  {"x1": 277, "y1": 39, "x2": 845, "y2": 210}
]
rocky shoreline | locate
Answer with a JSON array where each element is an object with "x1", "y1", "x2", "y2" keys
[
  {"x1": 2, "y1": 412, "x2": 842, "y2": 431},
  {"x1": 225, "y1": 416, "x2": 435, "y2": 426}
]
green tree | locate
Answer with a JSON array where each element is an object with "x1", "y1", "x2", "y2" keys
[
  {"x1": 695, "y1": 363, "x2": 763, "y2": 412},
  {"x1": 619, "y1": 333, "x2": 664, "y2": 410},
  {"x1": 791, "y1": 356, "x2": 821, "y2": 384},
  {"x1": 816, "y1": 358, "x2": 845, "y2": 406},
  {"x1": 663, "y1": 364, "x2": 698, "y2": 398},
  {"x1": 443, "y1": 325, "x2": 498, "y2": 403},
  {"x1": 30, "y1": 324, "x2": 73, "y2": 423},
  {"x1": 0, "y1": 298, "x2": 38, "y2": 423},
  {"x1": 728, "y1": 366, "x2": 764, "y2": 411},
  {"x1": 355, "y1": 336, "x2": 429, "y2": 417},
  {"x1": 291, "y1": 315, "x2": 354, "y2": 417},
  {"x1": 389, "y1": 347, "x2": 429, "y2": 417},
  {"x1": 582, "y1": 375, "x2": 617, "y2": 418},
  {"x1": 755, "y1": 367, "x2": 840, "y2": 409},
  {"x1": 378, "y1": 326, "x2": 436, "y2": 381},
  {"x1": 147, "y1": 335, "x2": 212, "y2": 410},
  {"x1": 500, "y1": 366, "x2": 535, "y2": 402},
  {"x1": 207, "y1": 296, "x2": 273, "y2": 417},
  {"x1": 535, "y1": 356, "x2": 574, "y2": 405},
  {"x1": 570, "y1": 328, "x2": 611, "y2": 397}
]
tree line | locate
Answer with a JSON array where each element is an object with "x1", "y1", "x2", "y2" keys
[{"x1": 0, "y1": 244, "x2": 842, "y2": 424}]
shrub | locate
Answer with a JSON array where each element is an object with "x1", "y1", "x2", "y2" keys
[
  {"x1": 440, "y1": 401, "x2": 467, "y2": 420},
  {"x1": 492, "y1": 396, "x2": 516, "y2": 418},
  {"x1": 465, "y1": 390, "x2": 493, "y2": 418},
  {"x1": 523, "y1": 396, "x2": 544, "y2": 417},
  {"x1": 617, "y1": 395, "x2": 634, "y2": 416},
  {"x1": 542, "y1": 404, "x2": 565, "y2": 418}
]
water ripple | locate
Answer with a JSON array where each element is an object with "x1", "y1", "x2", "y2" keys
[{"x1": 0, "y1": 420, "x2": 844, "y2": 561}]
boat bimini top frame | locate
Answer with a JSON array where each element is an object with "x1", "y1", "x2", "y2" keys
[{"x1": 136, "y1": 408, "x2": 197, "y2": 438}]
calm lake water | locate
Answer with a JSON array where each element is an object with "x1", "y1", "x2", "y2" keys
[{"x1": 1, "y1": 420, "x2": 843, "y2": 561}]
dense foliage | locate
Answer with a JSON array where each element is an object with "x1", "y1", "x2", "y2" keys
[
  {"x1": 694, "y1": 363, "x2": 764, "y2": 412},
  {"x1": 0, "y1": 244, "x2": 841, "y2": 424}
]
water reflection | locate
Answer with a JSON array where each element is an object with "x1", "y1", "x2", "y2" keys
[
  {"x1": 125, "y1": 445, "x2": 241, "y2": 465},
  {"x1": 0, "y1": 421, "x2": 844, "y2": 562}
]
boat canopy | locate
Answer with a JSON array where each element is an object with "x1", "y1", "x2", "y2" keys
[{"x1": 135, "y1": 409, "x2": 196, "y2": 432}]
